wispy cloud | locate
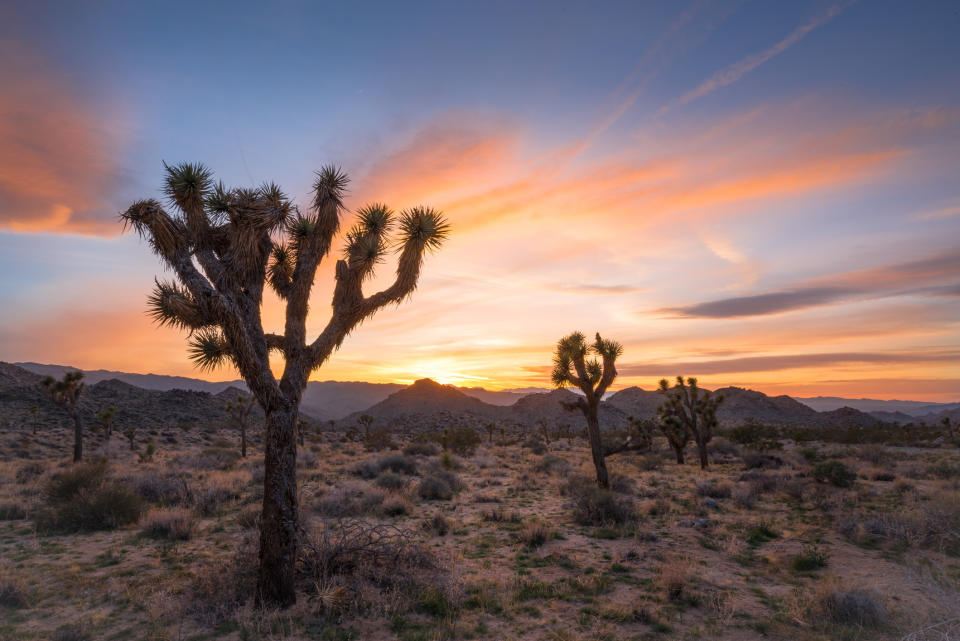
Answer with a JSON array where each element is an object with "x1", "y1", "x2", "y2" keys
[
  {"x1": 0, "y1": 40, "x2": 127, "y2": 235},
  {"x1": 662, "y1": 247, "x2": 960, "y2": 318},
  {"x1": 659, "y1": 1, "x2": 855, "y2": 116}
]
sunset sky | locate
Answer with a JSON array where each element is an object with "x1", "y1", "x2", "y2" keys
[{"x1": 1, "y1": 1, "x2": 958, "y2": 400}]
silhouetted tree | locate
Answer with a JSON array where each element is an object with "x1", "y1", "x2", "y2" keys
[
  {"x1": 122, "y1": 162, "x2": 448, "y2": 607},
  {"x1": 41, "y1": 372, "x2": 85, "y2": 462},
  {"x1": 356, "y1": 414, "x2": 375, "y2": 439},
  {"x1": 484, "y1": 422, "x2": 496, "y2": 444},
  {"x1": 96, "y1": 406, "x2": 117, "y2": 443},
  {"x1": 551, "y1": 332, "x2": 622, "y2": 489},
  {"x1": 123, "y1": 425, "x2": 137, "y2": 451},
  {"x1": 657, "y1": 376, "x2": 723, "y2": 469},
  {"x1": 225, "y1": 394, "x2": 255, "y2": 458}
]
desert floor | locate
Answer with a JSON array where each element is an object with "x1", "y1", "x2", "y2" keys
[{"x1": 1, "y1": 426, "x2": 959, "y2": 641}]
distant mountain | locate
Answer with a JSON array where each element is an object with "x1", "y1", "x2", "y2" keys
[
  {"x1": 795, "y1": 395, "x2": 960, "y2": 417},
  {"x1": 13, "y1": 362, "x2": 549, "y2": 421}
]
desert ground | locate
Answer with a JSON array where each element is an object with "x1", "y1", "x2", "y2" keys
[{"x1": 1, "y1": 422, "x2": 959, "y2": 641}]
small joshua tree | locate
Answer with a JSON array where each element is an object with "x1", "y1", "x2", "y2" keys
[
  {"x1": 356, "y1": 414, "x2": 375, "y2": 439},
  {"x1": 551, "y1": 332, "x2": 623, "y2": 489},
  {"x1": 225, "y1": 394, "x2": 255, "y2": 458},
  {"x1": 41, "y1": 372, "x2": 85, "y2": 462},
  {"x1": 656, "y1": 404, "x2": 691, "y2": 464},
  {"x1": 942, "y1": 417, "x2": 957, "y2": 443},
  {"x1": 626, "y1": 415, "x2": 655, "y2": 451},
  {"x1": 484, "y1": 422, "x2": 496, "y2": 444},
  {"x1": 122, "y1": 162, "x2": 448, "y2": 606},
  {"x1": 96, "y1": 406, "x2": 118, "y2": 443},
  {"x1": 657, "y1": 376, "x2": 723, "y2": 470},
  {"x1": 123, "y1": 425, "x2": 137, "y2": 451}
]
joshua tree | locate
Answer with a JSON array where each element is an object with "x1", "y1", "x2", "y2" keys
[
  {"x1": 657, "y1": 376, "x2": 723, "y2": 469},
  {"x1": 551, "y1": 332, "x2": 623, "y2": 489},
  {"x1": 942, "y1": 417, "x2": 958, "y2": 442},
  {"x1": 123, "y1": 425, "x2": 137, "y2": 451},
  {"x1": 41, "y1": 372, "x2": 85, "y2": 462},
  {"x1": 484, "y1": 422, "x2": 496, "y2": 444},
  {"x1": 96, "y1": 406, "x2": 118, "y2": 443},
  {"x1": 356, "y1": 414, "x2": 375, "y2": 439},
  {"x1": 537, "y1": 418, "x2": 551, "y2": 444},
  {"x1": 121, "y1": 162, "x2": 448, "y2": 607},
  {"x1": 625, "y1": 415, "x2": 655, "y2": 451},
  {"x1": 225, "y1": 394, "x2": 255, "y2": 458}
]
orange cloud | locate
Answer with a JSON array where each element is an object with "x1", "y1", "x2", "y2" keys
[{"x1": 0, "y1": 40, "x2": 126, "y2": 235}]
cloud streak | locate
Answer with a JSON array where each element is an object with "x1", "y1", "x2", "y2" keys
[
  {"x1": 663, "y1": 248, "x2": 960, "y2": 318},
  {"x1": 659, "y1": 1, "x2": 854, "y2": 115}
]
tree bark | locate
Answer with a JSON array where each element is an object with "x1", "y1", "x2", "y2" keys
[
  {"x1": 71, "y1": 411, "x2": 82, "y2": 463},
  {"x1": 257, "y1": 405, "x2": 299, "y2": 607},
  {"x1": 585, "y1": 412, "x2": 610, "y2": 490},
  {"x1": 674, "y1": 446, "x2": 684, "y2": 465},
  {"x1": 697, "y1": 439, "x2": 709, "y2": 470},
  {"x1": 241, "y1": 423, "x2": 247, "y2": 458}
]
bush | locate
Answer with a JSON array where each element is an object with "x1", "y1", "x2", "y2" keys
[
  {"x1": 364, "y1": 427, "x2": 397, "y2": 452},
  {"x1": 375, "y1": 472, "x2": 408, "y2": 490},
  {"x1": 742, "y1": 452, "x2": 783, "y2": 470},
  {"x1": 140, "y1": 508, "x2": 196, "y2": 540},
  {"x1": 421, "y1": 427, "x2": 481, "y2": 456},
  {"x1": 535, "y1": 454, "x2": 572, "y2": 476},
  {"x1": 572, "y1": 487, "x2": 636, "y2": 526},
  {"x1": 182, "y1": 448, "x2": 241, "y2": 471},
  {"x1": 522, "y1": 437, "x2": 547, "y2": 455},
  {"x1": 35, "y1": 461, "x2": 143, "y2": 533},
  {"x1": 726, "y1": 423, "x2": 782, "y2": 451},
  {"x1": 695, "y1": 479, "x2": 732, "y2": 499},
  {"x1": 15, "y1": 462, "x2": 45, "y2": 484},
  {"x1": 519, "y1": 522, "x2": 551, "y2": 548},
  {"x1": 0, "y1": 579, "x2": 29, "y2": 608},
  {"x1": 813, "y1": 461, "x2": 856, "y2": 488},
  {"x1": 316, "y1": 482, "x2": 386, "y2": 517},
  {"x1": 193, "y1": 484, "x2": 238, "y2": 516},
  {"x1": 0, "y1": 502, "x2": 27, "y2": 520},
  {"x1": 379, "y1": 454, "x2": 418, "y2": 475},
  {"x1": 381, "y1": 495, "x2": 412, "y2": 517},
  {"x1": 403, "y1": 441, "x2": 441, "y2": 457},
  {"x1": 418, "y1": 475, "x2": 456, "y2": 501},
  {"x1": 124, "y1": 471, "x2": 192, "y2": 505},
  {"x1": 815, "y1": 586, "x2": 885, "y2": 628},
  {"x1": 790, "y1": 544, "x2": 829, "y2": 572}
]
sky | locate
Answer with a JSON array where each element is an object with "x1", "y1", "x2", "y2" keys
[{"x1": 0, "y1": 0, "x2": 958, "y2": 401}]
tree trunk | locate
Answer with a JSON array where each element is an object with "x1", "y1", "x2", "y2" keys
[
  {"x1": 697, "y1": 439, "x2": 709, "y2": 470},
  {"x1": 71, "y1": 411, "x2": 82, "y2": 463},
  {"x1": 674, "y1": 445, "x2": 684, "y2": 465},
  {"x1": 585, "y1": 412, "x2": 610, "y2": 490},
  {"x1": 257, "y1": 405, "x2": 299, "y2": 607},
  {"x1": 241, "y1": 423, "x2": 247, "y2": 458}
]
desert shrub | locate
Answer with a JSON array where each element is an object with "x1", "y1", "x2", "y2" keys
[
  {"x1": 572, "y1": 487, "x2": 636, "y2": 526},
  {"x1": 535, "y1": 454, "x2": 572, "y2": 476},
  {"x1": 738, "y1": 470, "x2": 785, "y2": 494},
  {"x1": 193, "y1": 484, "x2": 239, "y2": 516},
  {"x1": 0, "y1": 578, "x2": 29, "y2": 608},
  {"x1": 381, "y1": 495, "x2": 412, "y2": 517},
  {"x1": 375, "y1": 472, "x2": 408, "y2": 490},
  {"x1": 470, "y1": 453, "x2": 498, "y2": 469},
  {"x1": 349, "y1": 458, "x2": 382, "y2": 480},
  {"x1": 378, "y1": 453, "x2": 418, "y2": 475},
  {"x1": 742, "y1": 452, "x2": 783, "y2": 470},
  {"x1": 0, "y1": 502, "x2": 27, "y2": 520},
  {"x1": 609, "y1": 474, "x2": 637, "y2": 495},
  {"x1": 848, "y1": 491, "x2": 960, "y2": 555},
  {"x1": 519, "y1": 522, "x2": 551, "y2": 548},
  {"x1": 297, "y1": 449, "x2": 318, "y2": 469},
  {"x1": 421, "y1": 427, "x2": 481, "y2": 456},
  {"x1": 35, "y1": 461, "x2": 142, "y2": 533},
  {"x1": 636, "y1": 452, "x2": 663, "y2": 471},
  {"x1": 423, "y1": 514, "x2": 450, "y2": 536},
  {"x1": 790, "y1": 544, "x2": 829, "y2": 572},
  {"x1": 236, "y1": 505, "x2": 260, "y2": 529},
  {"x1": 364, "y1": 427, "x2": 397, "y2": 452},
  {"x1": 15, "y1": 462, "x2": 45, "y2": 484},
  {"x1": 299, "y1": 520, "x2": 451, "y2": 616},
  {"x1": 182, "y1": 448, "x2": 241, "y2": 471},
  {"x1": 870, "y1": 470, "x2": 896, "y2": 482},
  {"x1": 695, "y1": 479, "x2": 732, "y2": 499},
  {"x1": 926, "y1": 460, "x2": 960, "y2": 480},
  {"x1": 813, "y1": 461, "x2": 856, "y2": 488},
  {"x1": 726, "y1": 423, "x2": 782, "y2": 451},
  {"x1": 124, "y1": 471, "x2": 192, "y2": 505},
  {"x1": 439, "y1": 451, "x2": 463, "y2": 470},
  {"x1": 140, "y1": 508, "x2": 196, "y2": 540},
  {"x1": 745, "y1": 520, "x2": 778, "y2": 546},
  {"x1": 522, "y1": 437, "x2": 547, "y2": 455},
  {"x1": 799, "y1": 447, "x2": 822, "y2": 463},
  {"x1": 856, "y1": 444, "x2": 888, "y2": 465},
  {"x1": 814, "y1": 585, "x2": 886, "y2": 628},
  {"x1": 707, "y1": 437, "x2": 740, "y2": 459},
  {"x1": 316, "y1": 482, "x2": 387, "y2": 517},
  {"x1": 656, "y1": 559, "x2": 693, "y2": 604},
  {"x1": 403, "y1": 441, "x2": 441, "y2": 457},
  {"x1": 418, "y1": 475, "x2": 457, "y2": 501}
]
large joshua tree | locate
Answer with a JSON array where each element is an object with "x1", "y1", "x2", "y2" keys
[
  {"x1": 657, "y1": 376, "x2": 723, "y2": 469},
  {"x1": 551, "y1": 332, "x2": 623, "y2": 489},
  {"x1": 121, "y1": 162, "x2": 448, "y2": 607},
  {"x1": 41, "y1": 371, "x2": 85, "y2": 462}
]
